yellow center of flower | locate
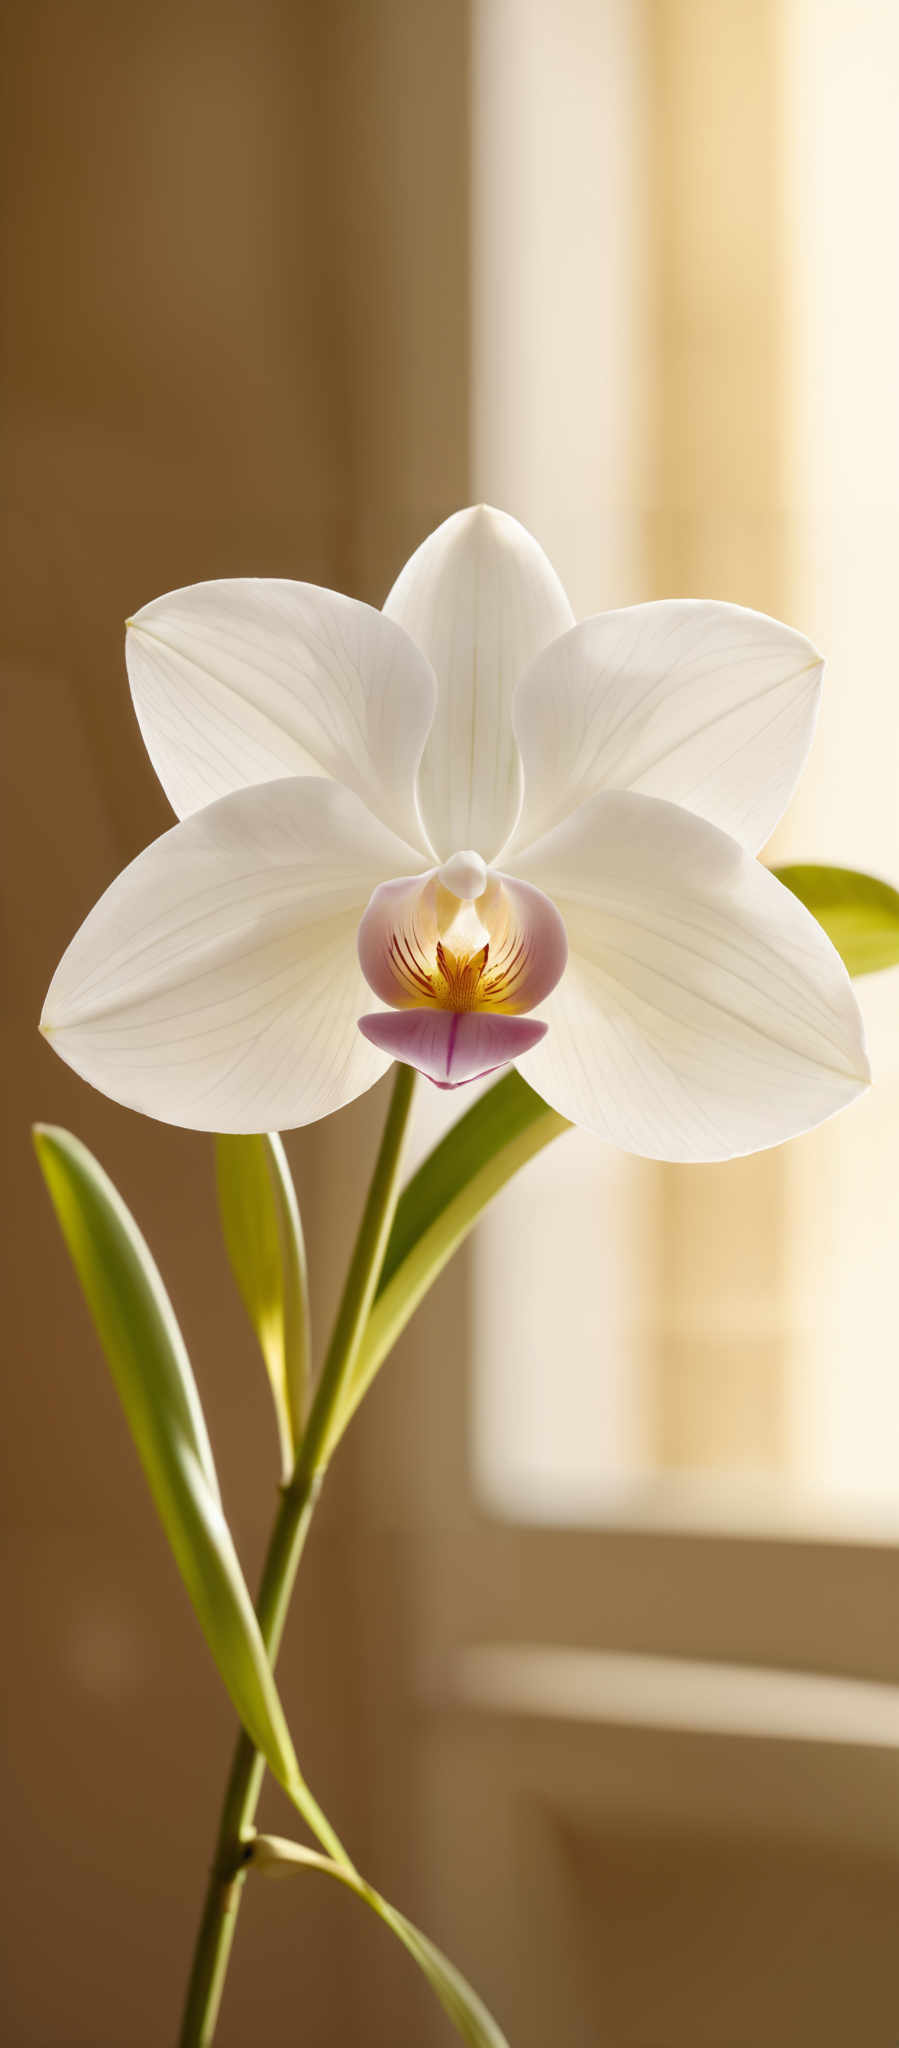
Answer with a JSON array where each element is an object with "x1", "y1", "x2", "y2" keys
[
  {"x1": 388, "y1": 930, "x2": 530, "y2": 1012},
  {"x1": 357, "y1": 849, "x2": 569, "y2": 1025}
]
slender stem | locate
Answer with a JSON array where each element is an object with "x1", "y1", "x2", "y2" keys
[
  {"x1": 294, "y1": 1061, "x2": 417, "y2": 1489},
  {"x1": 176, "y1": 1488, "x2": 317, "y2": 2048},
  {"x1": 177, "y1": 1065, "x2": 417, "y2": 2048}
]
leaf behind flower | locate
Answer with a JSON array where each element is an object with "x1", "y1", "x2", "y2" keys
[
  {"x1": 215, "y1": 1132, "x2": 309, "y2": 1478},
  {"x1": 251, "y1": 1834, "x2": 510, "y2": 2048},
  {"x1": 33, "y1": 1125, "x2": 300, "y2": 1788},
  {"x1": 332, "y1": 1070, "x2": 568, "y2": 1446},
  {"x1": 773, "y1": 864, "x2": 899, "y2": 977}
]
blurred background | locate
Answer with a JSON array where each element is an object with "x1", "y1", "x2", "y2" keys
[{"x1": 4, "y1": 1, "x2": 899, "y2": 2042}]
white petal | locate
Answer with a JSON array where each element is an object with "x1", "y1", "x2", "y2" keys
[
  {"x1": 510, "y1": 600, "x2": 824, "y2": 856},
  {"x1": 41, "y1": 780, "x2": 424, "y2": 1132},
  {"x1": 383, "y1": 505, "x2": 574, "y2": 861},
  {"x1": 126, "y1": 578, "x2": 438, "y2": 851},
  {"x1": 510, "y1": 791, "x2": 869, "y2": 1163}
]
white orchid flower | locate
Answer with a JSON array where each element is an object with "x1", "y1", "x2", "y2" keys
[{"x1": 41, "y1": 506, "x2": 869, "y2": 1161}]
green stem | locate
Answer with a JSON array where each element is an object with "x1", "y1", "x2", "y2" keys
[
  {"x1": 176, "y1": 1488, "x2": 317, "y2": 2047},
  {"x1": 177, "y1": 1065, "x2": 417, "y2": 2048}
]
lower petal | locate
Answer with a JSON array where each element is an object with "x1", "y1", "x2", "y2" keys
[
  {"x1": 41, "y1": 779, "x2": 424, "y2": 1131},
  {"x1": 357, "y1": 1009, "x2": 547, "y2": 1088},
  {"x1": 509, "y1": 790, "x2": 870, "y2": 1162}
]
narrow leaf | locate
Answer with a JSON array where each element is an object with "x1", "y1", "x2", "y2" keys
[
  {"x1": 215, "y1": 1133, "x2": 309, "y2": 1477},
  {"x1": 331, "y1": 1072, "x2": 568, "y2": 1447},
  {"x1": 250, "y1": 1835, "x2": 510, "y2": 2048},
  {"x1": 378, "y1": 1906, "x2": 510, "y2": 2048},
  {"x1": 773, "y1": 864, "x2": 899, "y2": 976},
  {"x1": 33, "y1": 1126, "x2": 300, "y2": 1792}
]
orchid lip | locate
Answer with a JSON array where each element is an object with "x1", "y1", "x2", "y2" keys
[
  {"x1": 355, "y1": 854, "x2": 566, "y2": 1089},
  {"x1": 358, "y1": 1010, "x2": 548, "y2": 1089}
]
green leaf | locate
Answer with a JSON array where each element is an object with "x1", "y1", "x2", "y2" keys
[
  {"x1": 215, "y1": 1134, "x2": 309, "y2": 1478},
  {"x1": 330, "y1": 1071, "x2": 568, "y2": 1448},
  {"x1": 33, "y1": 1125, "x2": 301, "y2": 1794},
  {"x1": 772, "y1": 864, "x2": 899, "y2": 976},
  {"x1": 250, "y1": 1835, "x2": 510, "y2": 2047},
  {"x1": 379, "y1": 1906, "x2": 509, "y2": 2048}
]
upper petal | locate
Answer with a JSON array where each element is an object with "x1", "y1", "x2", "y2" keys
[
  {"x1": 510, "y1": 600, "x2": 824, "y2": 856},
  {"x1": 383, "y1": 505, "x2": 574, "y2": 862},
  {"x1": 509, "y1": 790, "x2": 869, "y2": 1163},
  {"x1": 41, "y1": 779, "x2": 424, "y2": 1132},
  {"x1": 126, "y1": 578, "x2": 438, "y2": 852}
]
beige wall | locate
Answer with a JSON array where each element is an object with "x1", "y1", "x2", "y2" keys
[
  {"x1": 5, "y1": 6, "x2": 899, "y2": 2047},
  {"x1": 2, "y1": 4, "x2": 469, "y2": 2041}
]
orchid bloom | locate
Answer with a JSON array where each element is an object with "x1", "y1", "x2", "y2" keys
[{"x1": 41, "y1": 506, "x2": 869, "y2": 1161}]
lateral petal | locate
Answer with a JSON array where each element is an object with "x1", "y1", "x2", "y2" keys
[
  {"x1": 41, "y1": 780, "x2": 423, "y2": 1131},
  {"x1": 383, "y1": 505, "x2": 574, "y2": 861},
  {"x1": 126, "y1": 578, "x2": 437, "y2": 851},
  {"x1": 510, "y1": 790, "x2": 869, "y2": 1162},
  {"x1": 511, "y1": 600, "x2": 824, "y2": 856}
]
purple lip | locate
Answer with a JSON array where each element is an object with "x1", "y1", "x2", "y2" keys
[{"x1": 357, "y1": 1009, "x2": 548, "y2": 1088}]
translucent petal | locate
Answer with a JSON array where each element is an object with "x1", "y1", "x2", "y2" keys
[
  {"x1": 126, "y1": 578, "x2": 437, "y2": 851},
  {"x1": 383, "y1": 506, "x2": 574, "y2": 860},
  {"x1": 41, "y1": 780, "x2": 424, "y2": 1131},
  {"x1": 511, "y1": 600, "x2": 824, "y2": 856},
  {"x1": 511, "y1": 790, "x2": 869, "y2": 1162}
]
